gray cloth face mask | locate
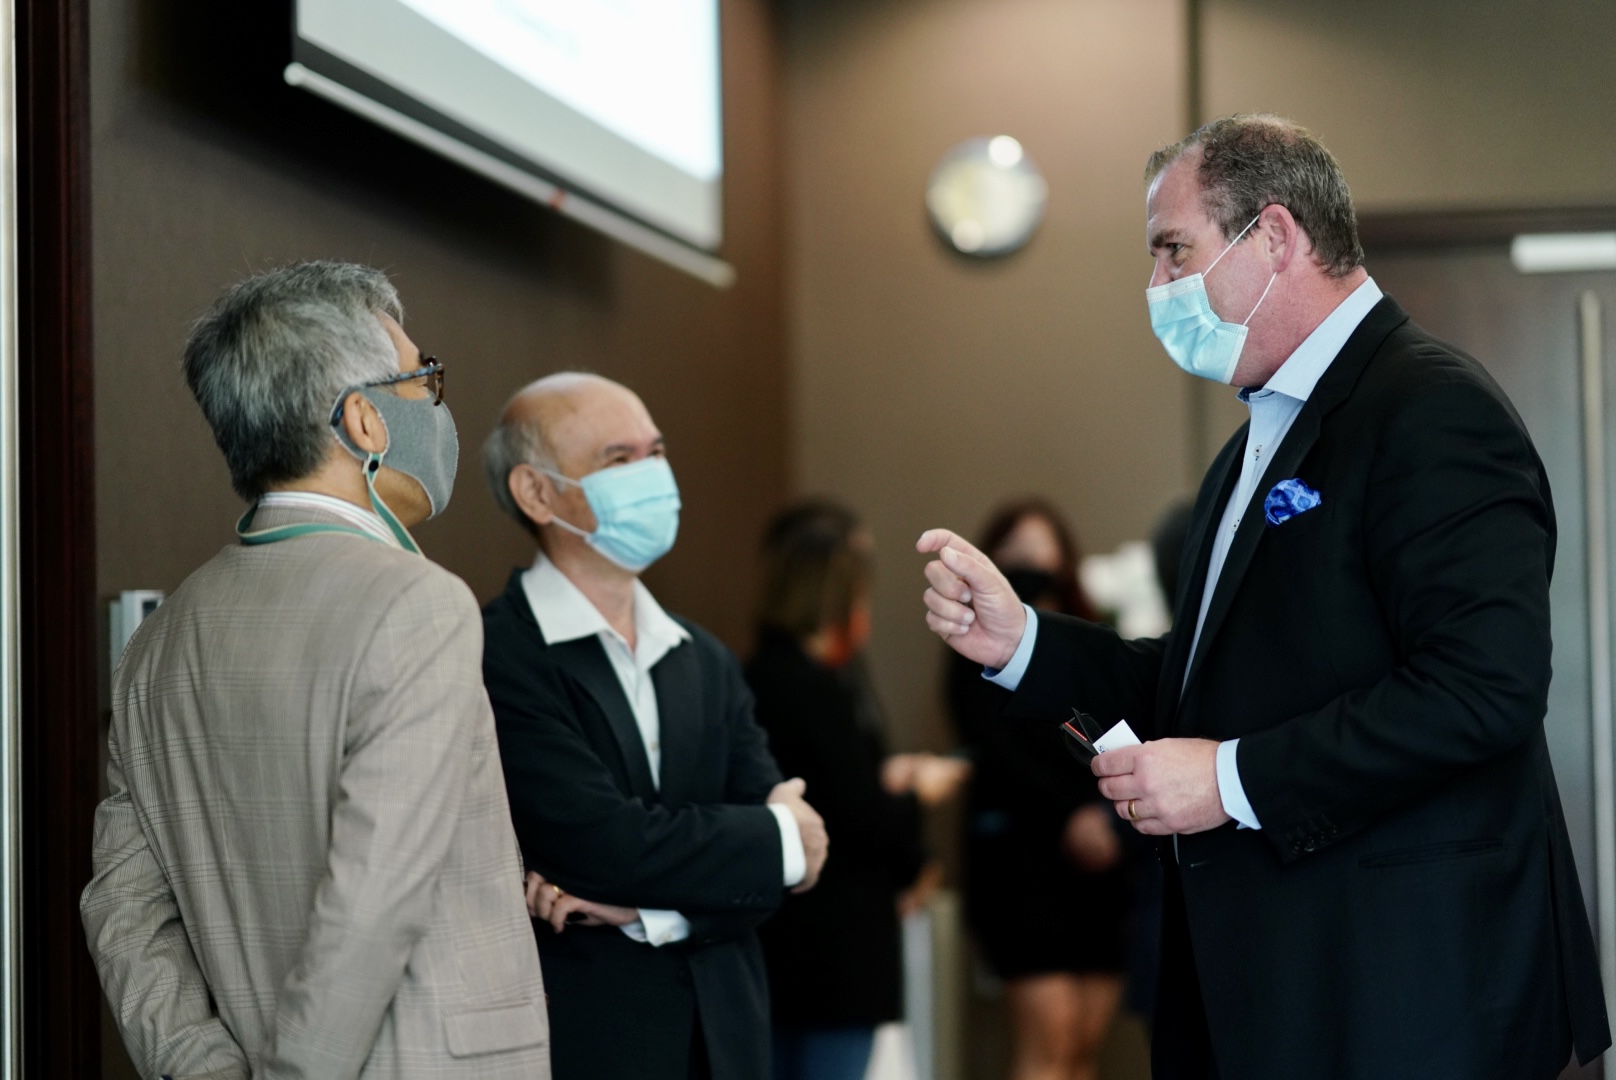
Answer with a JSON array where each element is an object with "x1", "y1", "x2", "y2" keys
[{"x1": 333, "y1": 387, "x2": 459, "y2": 517}]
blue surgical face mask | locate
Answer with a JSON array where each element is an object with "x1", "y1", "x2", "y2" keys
[
  {"x1": 541, "y1": 456, "x2": 682, "y2": 573},
  {"x1": 1145, "y1": 214, "x2": 1277, "y2": 384}
]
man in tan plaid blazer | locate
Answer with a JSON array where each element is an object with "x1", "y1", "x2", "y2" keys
[{"x1": 81, "y1": 262, "x2": 549, "y2": 1079}]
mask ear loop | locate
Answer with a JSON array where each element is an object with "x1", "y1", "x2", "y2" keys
[
  {"x1": 1242, "y1": 273, "x2": 1279, "y2": 326},
  {"x1": 1203, "y1": 212, "x2": 1264, "y2": 277},
  {"x1": 363, "y1": 451, "x2": 422, "y2": 555},
  {"x1": 536, "y1": 466, "x2": 597, "y2": 541}
]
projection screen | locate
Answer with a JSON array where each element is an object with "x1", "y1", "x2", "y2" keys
[{"x1": 288, "y1": 0, "x2": 731, "y2": 285}]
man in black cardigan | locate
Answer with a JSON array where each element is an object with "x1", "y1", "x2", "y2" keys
[
  {"x1": 921, "y1": 115, "x2": 1609, "y2": 1079},
  {"x1": 480, "y1": 372, "x2": 829, "y2": 1080}
]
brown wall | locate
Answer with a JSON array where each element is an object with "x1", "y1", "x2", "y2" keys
[
  {"x1": 784, "y1": 0, "x2": 1190, "y2": 748},
  {"x1": 91, "y1": 0, "x2": 787, "y2": 654},
  {"x1": 1203, "y1": 0, "x2": 1616, "y2": 212}
]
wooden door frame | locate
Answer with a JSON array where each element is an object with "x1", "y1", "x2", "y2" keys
[
  {"x1": 15, "y1": 0, "x2": 99, "y2": 1075},
  {"x1": 1361, "y1": 206, "x2": 1616, "y2": 252}
]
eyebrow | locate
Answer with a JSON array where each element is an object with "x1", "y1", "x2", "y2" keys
[
  {"x1": 599, "y1": 436, "x2": 666, "y2": 460},
  {"x1": 1147, "y1": 228, "x2": 1188, "y2": 253}
]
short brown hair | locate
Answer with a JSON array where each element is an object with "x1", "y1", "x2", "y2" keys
[
  {"x1": 1145, "y1": 114, "x2": 1363, "y2": 278},
  {"x1": 757, "y1": 500, "x2": 873, "y2": 641}
]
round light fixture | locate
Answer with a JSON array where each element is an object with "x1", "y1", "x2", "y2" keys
[{"x1": 926, "y1": 136, "x2": 1048, "y2": 258}]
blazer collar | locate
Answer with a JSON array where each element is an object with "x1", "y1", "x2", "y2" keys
[
  {"x1": 498, "y1": 569, "x2": 660, "y2": 800},
  {"x1": 1174, "y1": 295, "x2": 1410, "y2": 711},
  {"x1": 247, "y1": 495, "x2": 399, "y2": 546}
]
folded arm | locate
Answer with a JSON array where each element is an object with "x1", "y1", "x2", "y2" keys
[{"x1": 491, "y1": 680, "x2": 786, "y2": 914}]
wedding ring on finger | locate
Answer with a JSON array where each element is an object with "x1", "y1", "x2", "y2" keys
[
  {"x1": 1127, "y1": 799, "x2": 1140, "y2": 821},
  {"x1": 551, "y1": 883, "x2": 564, "y2": 900}
]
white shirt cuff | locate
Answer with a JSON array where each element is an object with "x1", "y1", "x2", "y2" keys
[
  {"x1": 621, "y1": 908, "x2": 691, "y2": 947},
  {"x1": 1216, "y1": 738, "x2": 1261, "y2": 830},
  {"x1": 983, "y1": 605, "x2": 1039, "y2": 690},
  {"x1": 769, "y1": 801, "x2": 807, "y2": 887}
]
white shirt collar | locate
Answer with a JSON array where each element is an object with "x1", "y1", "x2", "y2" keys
[
  {"x1": 520, "y1": 551, "x2": 691, "y2": 662},
  {"x1": 256, "y1": 491, "x2": 401, "y2": 548},
  {"x1": 1250, "y1": 277, "x2": 1383, "y2": 404}
]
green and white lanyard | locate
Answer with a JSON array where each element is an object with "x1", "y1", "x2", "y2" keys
[{"x1": 235, "y1": 452, "x2": 422, "y2": 555}]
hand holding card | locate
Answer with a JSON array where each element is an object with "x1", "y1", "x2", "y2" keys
[{"x1": 1061, "y1": 711, "x2": 1141, "y2": 762}]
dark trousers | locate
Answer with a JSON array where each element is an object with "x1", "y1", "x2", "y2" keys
[
  {"x1": 1152, "y1": 861, "x2": 1220, "y2": 1080},
  {"x1": 688, "y1": 1015, "x2": 711, "y2": 1080}
]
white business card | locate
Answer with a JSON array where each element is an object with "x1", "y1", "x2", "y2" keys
[{"x1": 1093, "y1": 720, "x2": 1142, "y2": 754}]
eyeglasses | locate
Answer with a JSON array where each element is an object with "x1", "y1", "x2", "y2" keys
[{"x1": 330, "y1": 357, "x2": 445, "y2": 423}]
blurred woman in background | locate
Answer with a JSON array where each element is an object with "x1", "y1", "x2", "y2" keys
[
  {"x1": 748, "y1": 499, "x2": 969, "y2": 1080},
  {"x1": 947, "y1": 499, "x2": 1129, "y2": 1080}
]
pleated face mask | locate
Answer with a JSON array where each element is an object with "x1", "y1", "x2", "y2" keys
[
  {"x1": 1145, "y1": 213, "x2": 1276, "y2": 385},
  {"x1": 542, "y1": 456, "x2": 682, "y2": 573}
]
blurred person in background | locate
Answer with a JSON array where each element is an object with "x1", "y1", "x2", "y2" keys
[
  {"x1": 747, "y1": 499, "x2": 969, "y2": 1080},
  {"x1": 946, "y1": 499, "x2": 1129, "y2": 1080}
]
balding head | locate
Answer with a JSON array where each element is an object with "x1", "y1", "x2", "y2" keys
[{"x1": 483, "y1": 372, "x2": 664, "y2": 537}]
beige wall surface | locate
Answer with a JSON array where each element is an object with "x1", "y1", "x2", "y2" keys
[
  {"x1": 785, "y1": 0, "x2": 1193, "y2": 747},
  {"x1": 91, "y1": 0, "x2": 786, "y2": 665},
  {"x1": 1202, "y1": 0, "x2": 1616, "y2": 212}
]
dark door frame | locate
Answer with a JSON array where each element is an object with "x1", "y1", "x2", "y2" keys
[
  {"x1": 1361, "y1": 206, "x2": 1616, "y2": 252},
  {"x1": 16, "y1": 0, "x2": 100, "y2": 1075}
]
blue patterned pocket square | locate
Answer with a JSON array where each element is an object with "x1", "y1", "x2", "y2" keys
[{"x1": 1264, "y1": 478, "x2": 1322, "y2": 527}]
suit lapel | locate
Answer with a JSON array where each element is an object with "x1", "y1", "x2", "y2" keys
[
  {"x1": 650, "y1": 639, "x2": 703, "y2": 806},
  {"x1": 1155, "y1": 430, "x2": 1244, "y2": 733},
  {"x1": 551, "y1": 636, "x2": 660, "y2": 802},
  {"x1": 1177, "y1": 296, "x2": 1410, "y2": 705},
  {"x1": 1178, "y1": 406, "x2": 1323, "y2": 701}
]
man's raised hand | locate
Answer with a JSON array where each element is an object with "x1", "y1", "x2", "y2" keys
[{"x1": 916, "y1": 529, "x2": 1028, "y2": 670}]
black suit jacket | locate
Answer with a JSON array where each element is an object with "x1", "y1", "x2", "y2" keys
[
  {"x1": 483, "y1": 570, "x2": 786, "y2": 1080},
  {"x1": 1008, "y1": 297, "x2": 1610, "y2": 1079},
  {"x1": 746, "y1": 632, "x2": 926, "y2": 1027}
]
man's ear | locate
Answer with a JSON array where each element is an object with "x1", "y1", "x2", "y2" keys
[
  {"x1": 1259, "y1": 203, "x2": 1302, "y2": 273},
  {"x1": 340, "y1": 391, "x2": 390, "y2": 455},
  {"x1": 508, "y1": 463, "x2": 555, "y2": 527}
]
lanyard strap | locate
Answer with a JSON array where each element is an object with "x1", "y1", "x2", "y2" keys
[
  {"x1": 237, "y1": 457, "x2": 420, "y2": 554},
  {"x1": 236, "y1": 504, "x2": 386, "y2": 547}
]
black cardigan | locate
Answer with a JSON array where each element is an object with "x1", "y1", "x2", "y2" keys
[{"x1": 484, "y1": 570, "x2": 786, "y2": 1080}]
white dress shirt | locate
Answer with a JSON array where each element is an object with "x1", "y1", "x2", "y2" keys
[
  {"x1": 989, "y1": 278, "x2": 1384, "y2": 831},
  {"x1": 521, "y1": 552, "x2": 807, "y2": 946}
]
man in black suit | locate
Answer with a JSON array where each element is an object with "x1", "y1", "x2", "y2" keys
[
  {"x1": 920, "y1": 114, "x2": 1610, "y2": 1079},
  {"x1": 480, "y1": 372, "x2": 829, "y2": 1080}
]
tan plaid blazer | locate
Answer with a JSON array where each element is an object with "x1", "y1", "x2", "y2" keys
[{"x1": 82, "y1": 503, "x2": 549, "y2": 1079}]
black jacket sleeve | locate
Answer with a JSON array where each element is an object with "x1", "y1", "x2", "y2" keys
[{"x1": 1003, "y1": 612, "x2": 1168, "y2": 738}]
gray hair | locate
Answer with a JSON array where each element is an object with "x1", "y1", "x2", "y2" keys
[
  {"x1": 1145, "y1": 114, "x2": 1363, "y2": 278},
  {"x1": 182, "y1": 261, "x2": 403, "y2": 501},
  {"x1": 482, "y1": 400, "x2": 556, "y2": 534}
]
